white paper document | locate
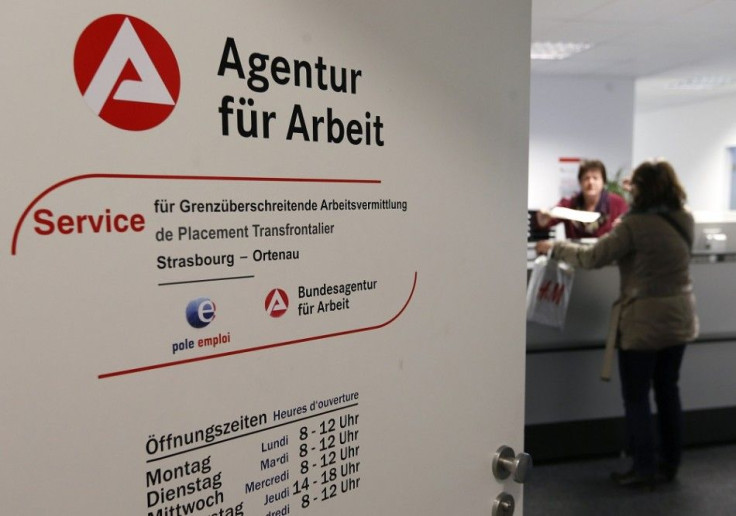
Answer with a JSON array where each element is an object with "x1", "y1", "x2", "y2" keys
[{"x1": 549, "y1": 206, "x2": 601, "y2": 223}]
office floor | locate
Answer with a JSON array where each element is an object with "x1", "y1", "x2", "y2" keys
[{"x1": 524, "y1": 443, "x2": 736, "y2": 515}]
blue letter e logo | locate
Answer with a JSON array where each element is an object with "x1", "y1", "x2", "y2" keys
[{"x1": 186, "y1": 298, "x2": 216, "y2": 328}]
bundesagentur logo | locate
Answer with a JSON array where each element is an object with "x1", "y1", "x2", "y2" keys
[{"x1": 73, "y1": 14, "x2": 180, "y2": 131}]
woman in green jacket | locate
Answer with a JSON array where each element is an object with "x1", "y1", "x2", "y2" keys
[{"x1": 537, "y1": 159, "x2": 698, "y2": 489}]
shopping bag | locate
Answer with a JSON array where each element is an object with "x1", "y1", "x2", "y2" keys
[{"x1": 526, "y1": 255, "x2": 574, "y2": 329}]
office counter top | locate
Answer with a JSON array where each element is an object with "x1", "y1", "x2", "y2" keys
[{"x1": 526, "y1": 256, "x2": 736, "y2": 351}]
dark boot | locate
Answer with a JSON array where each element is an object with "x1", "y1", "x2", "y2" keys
[
  {"x1": 657, "y1": 463, "x2": 678, "y2": 483},
  {"x1": 611, "y1": 469, "x2": 656, "y2": 491}
]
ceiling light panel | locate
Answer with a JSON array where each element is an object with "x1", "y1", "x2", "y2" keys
[{"x1": 531, "y1": 41, "x2": 593, "y2": 60}]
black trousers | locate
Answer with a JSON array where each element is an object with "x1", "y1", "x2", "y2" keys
[{"x1": 617, "y1": 344, "x2": 686, "y2": 476}]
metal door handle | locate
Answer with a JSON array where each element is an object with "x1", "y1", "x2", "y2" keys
[
  {"x1": 493, "y1": 445, "x2": 532, "y2": 483},
  {"x1": 492, "y1": 492, "x2": 515, "y2": 516}
]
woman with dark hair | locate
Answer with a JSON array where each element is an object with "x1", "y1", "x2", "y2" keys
[
  {"x1": 537, "y1": 159, "x2": 699, "y2": 489},
  {"x1": 536, "y1": 159, "x2": 629, "y2": 239}
]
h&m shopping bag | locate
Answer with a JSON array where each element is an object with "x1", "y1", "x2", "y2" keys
[{"x1": 526, "y1": 255, "x2": 574, "y2": 329}]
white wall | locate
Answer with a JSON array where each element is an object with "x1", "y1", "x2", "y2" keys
[
  {"x1": 633, "y1": 95, "x2": 736, "y2": 211},
  {"x1": 529, "y1": 74, "x2": 736, "y2": 212},
  {"x1": 528, "y1": 75, "x2": 635, "y2": 209}
]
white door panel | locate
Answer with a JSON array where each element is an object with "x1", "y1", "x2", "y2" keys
[{"x1": 0, "y1": 2, "x2": 531, "y2": 514}]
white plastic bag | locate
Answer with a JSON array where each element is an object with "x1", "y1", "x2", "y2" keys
[{"x1": 526, "y1": 255, "x2": 574, "y2": 329}]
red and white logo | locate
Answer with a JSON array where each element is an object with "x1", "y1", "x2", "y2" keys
[
  {"x1": 265, "y1": 289, "x2": 289, "y2": 318},
  {"x1": 73, "y1": 14, "x2": 180, "y2": 131}
]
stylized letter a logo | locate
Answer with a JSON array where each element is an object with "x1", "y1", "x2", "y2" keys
[{"x1": 74, "y1": 15, "x2": 180, "y2": 131}]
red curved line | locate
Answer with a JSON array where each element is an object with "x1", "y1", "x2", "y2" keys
[
  {"x1": 98, "y1": 271, "x2": 417, "y2": 379},
  {"x1": 11, "y1": 173, "x2": 381, "y2": 255}
]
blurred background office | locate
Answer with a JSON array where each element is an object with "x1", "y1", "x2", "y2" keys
[{"x1": 526, "y1": 1, "x2": 736, "y2": 513}]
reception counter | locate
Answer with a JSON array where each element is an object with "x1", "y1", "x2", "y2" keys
[{"x1": 525, "y1": 255, "x2": 736, "y2": 461}]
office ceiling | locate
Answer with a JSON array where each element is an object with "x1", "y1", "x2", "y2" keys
[{"x1": 532, "y1": 0, "x2": 736, "y2": 110}]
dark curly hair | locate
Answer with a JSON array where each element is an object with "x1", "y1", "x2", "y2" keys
[
  {"x1": 630, "y1": 159, "x2": 687, "y2": 211},
  {"x1": 578, "y1": 159, "x2": 607, "y2": 184}
]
